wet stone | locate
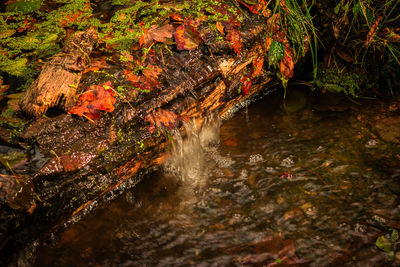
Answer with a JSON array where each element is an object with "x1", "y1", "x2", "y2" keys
[{"x1": 372, "y1": 116, "x2": 400, "y2": 143}]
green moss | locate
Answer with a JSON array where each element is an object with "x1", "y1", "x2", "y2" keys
[
  {"x1": 6, "y1": 0, "x2": 43, "y2": 14},
  {"x1": 314, "y1": 68, "x2": 364, "y2": 97},
  {"x1": 0, "y1": 0, "x2": 94, "y2": 82}
]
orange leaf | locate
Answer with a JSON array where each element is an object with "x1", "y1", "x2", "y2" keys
[
  {"x1": 139, "y1": 34, "x2": 145, "y2": 48},
  {"x1": 365, "y1": 16, "x2": 382, "y2": 47},
  {"x1": 82, "y1": 57, "x2": 107, "y2": 74},
  {"x1": 143, "y1": 64, "x2": 163, "y2": 79},
  {"x1": 175, "y1": 24, "x2": 201, "y2": 50},
  {"x1": 216, "y1": 22, "x2": 225, "y2": 35},
  {"x1": 139, "y1": 24, "x2": 174, "y2": 48},
  {"x1": 145, "y1": 108, "x2": 180, "y2": 134},
  {"x1": 237, "y1": 0, "x2": 269, "y2": 15},
  {"x1": 124, "y1": 70, "x2": 140, "y2": 84},
  {"x1": 251, "y1": 56, "x2": 264, "y2": 78},
  {"x1": 124, "y1": 69, "x2": 160, "y2": 91},
  {"x1": 265, "y1": 37, "x2": 272, "y2": 50},
  {"x1": 69, "y1": 81, "x2": 116, "y2": 120},
  {"x1": 226, "y1": 28, "x2": 242, "y2": 54},
  {"x1": 280, "y1": 48, "x2": 294, "y2": 80}
]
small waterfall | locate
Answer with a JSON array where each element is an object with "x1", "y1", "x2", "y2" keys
[{"x1": 163, "y1": 113, "x2": 221, "y2": 187}]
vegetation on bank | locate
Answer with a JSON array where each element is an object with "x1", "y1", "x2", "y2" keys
[{"x1": 313, "y1": 0, "x2": 400, "y2": 96}]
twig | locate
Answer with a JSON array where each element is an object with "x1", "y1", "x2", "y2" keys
[{"x1": 82, "y1": 114, "x2": 95, "y2": 123}]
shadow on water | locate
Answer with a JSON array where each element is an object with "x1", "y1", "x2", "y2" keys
[{"x1": 34, "y1": 88, "x2": 400, "y2": 266}]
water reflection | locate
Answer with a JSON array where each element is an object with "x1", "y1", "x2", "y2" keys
[{"x1": 35, "y1": 89, "x2": 400, "y2": 266}]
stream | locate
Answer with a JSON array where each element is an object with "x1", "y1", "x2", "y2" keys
[{"x1": 33, "y1": 89, "x2": 400, "y2": 266}]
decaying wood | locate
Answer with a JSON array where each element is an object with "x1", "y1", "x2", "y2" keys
[{"x1": 19, "y1": 28, "x2": 97, "y2": 118}]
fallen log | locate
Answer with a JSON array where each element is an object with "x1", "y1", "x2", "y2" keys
[{"x1": 0, "y1": 2, "x2": 303, "y2": 263}]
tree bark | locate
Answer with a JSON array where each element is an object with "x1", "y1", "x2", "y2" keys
[{"x1": 19, "y1": 28, "x2": 97, "y2": 118}]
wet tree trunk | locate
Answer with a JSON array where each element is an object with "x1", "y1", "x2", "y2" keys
[{"x1": 0, "y1": 16, "x2": 278, "y2": 262}]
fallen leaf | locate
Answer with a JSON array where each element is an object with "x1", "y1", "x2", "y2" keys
[
  {"x1": 226, "y1": 28, "x2": 242, "y2": 54},
  {"x1": 124, "y1": 69, "x2": 161, "y2": 91},
  {"x1": 82, "y1": 57, "x2": 107, "y2": 74},
  {"x1": 252, "y1": 56, "x2": 264, "y2": 78},
  {"x1": 238, "y1": 0, "x2": 269, "y2": 15},
  {"x1": 145, "y1": 108, "x2": 180, "y2": 134},
  {"x1": 143, "y1": 64, "x2": 163, "y2": 80},
  {"x1": 175, "y1": 24, "x2": 201, "y2": 50},
  {"x1": 120, "y1": 51, "x2": 134, "y2": 62},
  {"x1": 186, "y1": 16, "x2": 207, "y2": 28},
  {"x1": 139, "y1": 24, "x2": 174, "y2": 48},
  {"x1": 216, "y1": 21, "x2": 225, "y2": 35},
  {"x1": 124, "y1": 70, "x2": 140, "y2": 84},
  {"x1": 240, "y1": 75, "x2": 252, "y2": 96},
  {"x1": 69, "y1": 81, "x2": 116, "y2": 120}
]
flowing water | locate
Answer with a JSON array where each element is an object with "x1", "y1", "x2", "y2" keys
[{"x1": 34, "y1": 89, "x2": 400, "y2": 266}]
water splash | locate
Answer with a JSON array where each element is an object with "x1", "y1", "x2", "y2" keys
[{"x1": 163, "y1": 113, "x2": 221, "y2": 187}]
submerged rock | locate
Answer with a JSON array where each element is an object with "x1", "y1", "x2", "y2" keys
[{"x1": 373, "y1": 116, "x2": 400, "y2": 143}]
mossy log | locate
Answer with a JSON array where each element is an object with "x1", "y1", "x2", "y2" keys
[{"x1": 1, "y1": 16, "x2": 279, "y2": 263}]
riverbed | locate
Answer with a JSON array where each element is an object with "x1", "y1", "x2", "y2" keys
[{"x1": 34, "y1": 89, "x2": 400, "y2": 266}]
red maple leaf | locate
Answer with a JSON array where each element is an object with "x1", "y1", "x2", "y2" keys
[
  {"x1": 139, "y1": 24, "x2": 174, "y2": 48},
  {"x1": 145, "y1": 108, "x2": 180, "y2": 134},
  {"x1": 240, "y1": 75, "x2": 252, "y2": 96},
  {"x1": 175, "y1": 24, "x2": 201, "y2": 50},
  {"x1": 226, "y1": 28, "x2": 242, "y2": 54},
  {"x1": 124, "y1": 64, "x2": 162, "y2": 92},
  {"x1": 69, "y1": 81, "x2": 116, "y2": 120}
]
